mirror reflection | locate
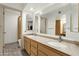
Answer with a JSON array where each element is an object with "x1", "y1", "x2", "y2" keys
[{"x1": 26, "y1": 4, "x2": 79, "y2": 37}]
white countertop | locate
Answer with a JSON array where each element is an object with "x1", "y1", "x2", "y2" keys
[{"x1": 24, "y1": 34, "x2": 79, "y2": 56}]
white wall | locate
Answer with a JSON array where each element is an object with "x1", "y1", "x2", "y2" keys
[
  {"x1": 1, "y1": 3, "x2": 25, "y2": 11},
  {"x1": 43, "y1": 4, "x2": 79, "y2": 41},
  {"x1": 40, "y1": 17, "x2": 47, "y2": 34},
  {"x1": 22, "y1": 11, "x2": 27, "y2": 34},
  {"x1": 65, "y1": 4, "x2": 79, "y2": 41},
  {"x1": 33, "y1": 15, "x2": 40, "y2": 33},
  {"x1": 4, "y1": 8, "x2": 20, "y2": 44},
  {"x1": 34, "y1": 16, "x2": 39, "y2": 32},
  {"x1": 0, "y1": 6, "x2": 4, "y2": 54}
]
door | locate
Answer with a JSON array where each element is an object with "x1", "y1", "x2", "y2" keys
[
  {"x1": 18, "y1": 16, "x2": 22, "y2": 39},
  {"x1": 4, "y1": 8, "x2": 20, "y2": 44},
  {"x1": 55, "y1": 20, "x2": 61, "y2": 35},
  {"x1": 0, "y1": 6, "x2": 4, "y2": 55}
]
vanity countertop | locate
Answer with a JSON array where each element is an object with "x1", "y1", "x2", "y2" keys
[{"x1": 24, "y1": 34, "x2": 79, "y2": 56}]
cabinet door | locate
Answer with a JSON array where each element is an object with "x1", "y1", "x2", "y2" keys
[
  {"x1": 38, "y1": 43, "x2": 69, "y2": 56},
  {"x1": 38, "y1": 50, "x2": 47, "y2": 56},
  {"x1": 38, "y1": 43, "x2": 59, "y2": 56},
  {"x1": 24, "y1": 37, "x2": 31, "y2": 55},
  {"x1": 31, "y1": 46, "x2": 37, "y2": 56},
  {"x1": 31, "y1": 40, "x2": 38, "y2": 56}
]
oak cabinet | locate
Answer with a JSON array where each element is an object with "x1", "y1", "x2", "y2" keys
[
  {"x1": 38, "y1": 43, "x2": 69, "y2": 56},
  {"x1": 24, "y1": 37, "x2": 31, "y2": 55},
  {"x1": 38, "y1": 43, "x2": 59, "y2": 56},
  {"x1": 24, "y1": 36, "x2": 69, "y2": 56},
  {"x1": 31, "y1": 40, "x2": 38, "y2": 56}
]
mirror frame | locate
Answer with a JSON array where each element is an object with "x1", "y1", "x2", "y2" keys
[{"x1": 70, "y1": 15, "x2": 73, "y2": 32}]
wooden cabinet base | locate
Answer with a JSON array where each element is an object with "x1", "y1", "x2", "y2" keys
[
  {"x1": 24, "y1": 36, "x2": 70, "y2": 56},
  {"x1": 24, "y1": 37, "x2": 31, "y2": 55},
  {"x1": 31, "y1": 40, "x2": 38, "y2": 56},
  {"x1": 38, "y1": 43, "x2": 69, "y2": 56}
]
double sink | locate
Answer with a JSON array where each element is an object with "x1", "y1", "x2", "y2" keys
[
  {"x1": 47, "y1": 40, "x2": 67, "y2": 49},
  {"x1": 32, "y1": 34, "x2": 68, "y2": 49}
]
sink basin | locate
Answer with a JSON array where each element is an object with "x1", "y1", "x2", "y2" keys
[{"x1": 47, "y1": 41, "x2": 67, "y2": 49}]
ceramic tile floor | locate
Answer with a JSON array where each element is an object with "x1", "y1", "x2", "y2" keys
[{"x1": 0, "y1": 42, "x2": 29, "y2": 56}]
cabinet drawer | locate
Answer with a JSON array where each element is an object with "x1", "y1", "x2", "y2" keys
[
  {"x1": 31, "y1": 51, "x2": 35, "y2": 56},
  {"x1": 38, "y1": 43, "x2": 61, "y2": 56},
  {"x1": 26, "y1": 47, "x2": 30, "y2": 54},
  {"x1": 24, "y1": 42, "x2": 30, "y2": 55},
  {"x1": 31, "y1": 46, "x2": 37, "y2": 56},
  {"x1": 31, "y1": 40, "x2": 37, "y2": 48},
  {"x1": 25, "y1": 39, "x2": 30, "y2": 43},
  {"x1": 38, "y1": 50, "x2": 47, "y2": 56},
  {"x1": 24, "y1": 37, "x2": 31, "y2": 55},
  {"x1": 24, "y1": 40, "x2": 30, "y2": 48}
]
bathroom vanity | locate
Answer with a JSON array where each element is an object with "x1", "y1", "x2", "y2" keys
[
  {"x1": 24, "y1": 34, "x2": 75, "y2": 56},
  {"x1": 23, "y1": 34, "x2": 79, "y2": 56}
]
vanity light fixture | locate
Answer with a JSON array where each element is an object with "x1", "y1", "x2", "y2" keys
[
  {"x1": 30, "y1": 8, "x2": 34, "y2": 11},
  {"x1": 39, "y1": 11, "x2": 42, "y2": 15},
  {"x1": 35, "y1": 11, "x2": 42, "y2": 15}
]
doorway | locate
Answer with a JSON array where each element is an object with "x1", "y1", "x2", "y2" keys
[
  {"x1": 18, "y1": 16, "x2": 22, "y2": 39},
  {"x1": 4, "y1": 8, "x2": 20, "y2": 44}
]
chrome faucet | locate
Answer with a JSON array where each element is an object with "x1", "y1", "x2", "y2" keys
[{"x1": 58, "y1": 35, "x2": 63, "y2": 42}]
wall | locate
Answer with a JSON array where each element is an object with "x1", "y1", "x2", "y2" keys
[
  {"x1": 65, "y1": 4, "x2": 79, "y2": 41},
  {"x1": 4, "y1": 8, "x2": 20, "y2": 44},
  {"x1": 22, "y1": 11, "x2": 27, "y2": 34},
  {"x1": 33, "y1": 15, "x2": 40, "y2": 33},
  {"x1": 0, "y1": 6, "x2": 4, "y2": 54},
  {"x1": 1, "y1": 3, "x2": 25, "y2": 11},
  {"x1": 43, "y1": 4, "x2": 79, "y2": 41},
  {"x1": 40, "y1": 17, "x2": 47, "y2": 34}
]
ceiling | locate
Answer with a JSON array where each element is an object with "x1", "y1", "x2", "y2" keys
[
  {"x1": 23, "y1": 3, "x2": 69, "y2": 15},
  {"x1": 23, "y1": 3, "x2": 54, "y2": 13},
  {"x1": 0, "y1": 3, "x2": 69, "y2": 14},
  {"x1": 0, "y1": 3, "x2": 26, "y2": 11}
]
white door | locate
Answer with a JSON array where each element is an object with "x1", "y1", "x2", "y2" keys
[
  {"x1": 4, "y1": 8, "x2": 20, "y2": 44},
  {"x1": 0, "y1": 6, "x2": 4, "y2": 55}
]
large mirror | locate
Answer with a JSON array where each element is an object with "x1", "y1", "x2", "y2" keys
[
  {"x1": 26, "y1": 14, "x2": 33, "y2": 31},
  {"x1": 40, "y1": 16, "x2": 47, "y2": 34},
  {"x1": 55, "y1": 15, "x2": 66, "y2": 36},
  {"x1": 40, "y1": 15, "x2": 66, "y2": 36},
  {"x1": 26, "y1": 4, "x2": 79, "y2": 37},
  {"x1": 38, "y1": 4, "x2": 79, "y2": 36},
  {"x1": 70, "y1": 4, "x2": 79, "y2": 32}
]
